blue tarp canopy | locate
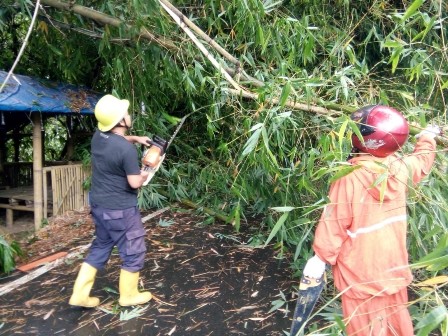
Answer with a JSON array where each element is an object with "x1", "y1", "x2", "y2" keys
[{"x1": 0, "y1": 70, "x2": 101, "y2": 115}]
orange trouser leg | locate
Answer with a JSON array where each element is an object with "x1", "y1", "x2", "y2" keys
[{"x1": 341, "y1": 288, "x2": 413, "y2": 336}]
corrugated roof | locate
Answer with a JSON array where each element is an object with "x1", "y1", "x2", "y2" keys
[{"x1": 0, "y1": 70, "x2": 101, "y2": 114}]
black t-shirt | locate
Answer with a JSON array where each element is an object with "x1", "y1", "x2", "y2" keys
[{"x1": 89, "y1": 130, "x2": 141, "y2": 209}]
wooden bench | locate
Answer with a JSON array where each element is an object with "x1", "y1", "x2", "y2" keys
[
  {"x1": 0, "y1": 186, "x2": 52, "y2": 228},
  {"x1": 0, "y1": 164, "x2": 88, "y2": 229}
]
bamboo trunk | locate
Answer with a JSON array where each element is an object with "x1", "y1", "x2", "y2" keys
[
  {"x1": 32, "y1": 113, "x2": 43, "y2": 231},
  {"x1": 36, "y1": 0, "x2": 177, "y2": 50},
  {"x1": 159, "y1": 1, "x2": 242, "y2": 91},
  {"x1": 224, "y1": 88, "x2": 340, "y2": 116}
]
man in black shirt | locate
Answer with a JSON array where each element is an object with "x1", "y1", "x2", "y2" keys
[{"x1": 69, "y1": 94, "x2": 160, "y2": 307}]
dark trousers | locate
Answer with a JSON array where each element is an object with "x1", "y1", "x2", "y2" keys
[{"x1": 85, "y1": 205, "x2": 147, "y2": 272}]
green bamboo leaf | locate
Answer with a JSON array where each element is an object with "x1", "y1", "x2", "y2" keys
[
  {"x1": 379, "y1": 176, "x2": 387, "y2": 203},
  {"x1": 48, "y1": 44, "x2": 62, "y2": 56},
  {"x1": 256, "y1": 24, "x2": 265, "y2": 46},
  {"x1": 270, "y1": 206, "x2": 296, "y2": 212},
  {"x1": 294, "y1": 223, "x2": 314, "y2": 261},
  {"x1": 231, "y1": 202, "x2": 241, "y2": 232},
  {"x1": 337, "y1": 119, "x2": 348, "y2": 144},
  {"x1": 276, "y1": 111, "x2": 292, "y2": 118},
  {"x1": 261, "y1": 127, "x2": 278, "y2": 166},
  {"x1": 413, "y1": 234, "x2": 448, "y2": 271},
  {"x1": 441, "y1": 80, "x2": 448, "y2": 90},
  {"x1": 249, "y1": 123, "x2": 264, "y2": 132},
  {"x1": 415, "y1": 306, "x2": 447, "y2": 336},
  {"x1": 279, "y1": 81, "x2": 291, "y2": 107},
  {"x1": 268, "y1": 299, "x2": 285, "y2": 313},
  {"x1": 242, "y1": 126, "x2": 263, "y2": 157},
  {"x1": 264, "y1": 212, "x2": 289, "y2": 247},
  {"x1": 389, "y1": 48, "x2": 403, "y2": 73},
  {"x1": 402, "y1": 0, "x2": 425, "y2": 21},
  {"x1": 382, "y1": 40, "x2": 404, "y2": 48},
  {"x1": 348, "y1": 119, "x2": 364, "y2": 145},
  {"x1": 303, "y1": 35, "x2": 315, "y2": 65},
  {"x1": 115, "y1": 58, "x2": 123, "y2": 74},
  {"x1": 411, "y1": 16, "x2": 436, "y2": 42},
  {"x1": 263, "y1": 0, "x2": 283, "y2": 13},
  {"x1": 329, "y1": 165, "x2": 361, "y2": 183},
  {"x1": 120, "y1": 306, "x2": 148, "y2": 321}
]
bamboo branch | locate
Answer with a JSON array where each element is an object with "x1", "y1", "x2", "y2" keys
[
  {"x1": 38, "y1": 15, "x2": 132, "y2": 43},
  {"x1": 158, "y1": 0, "x2": 265, "y2": 87},
  {"x1": 159, "y1": 1, "x2": 243, "y2": 91},
  {"x1": 36, "y1": 0, "x2": 177, "y2": 51},
  {"x1": 159, "y1": 0, "x2": 239, "y2": 67},
  {"x1": 35, "y1": 0, "x2": 333, "y2": 114},
  {"x1": 224, "y1": 88, "x2": 341, "y2": 116},
  {"x1": 159, "y1": 0, "x2": 266, "y2": 89},
  {"x1": 158, "y1": 1, "x2": 345, "y2": 115}
]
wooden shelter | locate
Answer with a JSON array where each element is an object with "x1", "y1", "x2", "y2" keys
[{"x1": 0, "y1": 70, "x2": 101, "y2": 231}]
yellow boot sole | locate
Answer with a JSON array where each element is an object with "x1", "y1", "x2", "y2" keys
[{"x1": 119, "y1": 292, "x2": 152, "y2": 307}]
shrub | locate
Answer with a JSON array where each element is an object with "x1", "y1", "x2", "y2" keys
[{"x1": 0, "y1": 235, "x2": 23, "y2": 274}]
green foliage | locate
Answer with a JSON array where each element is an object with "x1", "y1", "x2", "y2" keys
[
  {"x1": 119, "y1": 306, "x2": 148, "y2": 321},
  {"x1": 0, "y1": 235, "x2": 22, "y2": 274},
  {"x1": 158, "y1": 218, "x2": 175, "y2": 227},
  {"x1": 4, "y1": 117, "x2": 73, "y2": 162},
  {"x1": 412, "y1": 233, "x2": 448, "y2": 272},
  {"x1": 1, "y1": 0, "x2": 447, "y2": 332}
]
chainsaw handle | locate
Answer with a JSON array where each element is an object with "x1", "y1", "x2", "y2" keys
[
  {"x1": 142, "y1": 154, "x2": 165, "y2": 186},
  {"x1": 142, "y1": 145, "x2": 163, "y2": 168}
]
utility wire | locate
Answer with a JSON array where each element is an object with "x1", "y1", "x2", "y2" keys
[{"x1": 0, "y1": 0, "x2": 41, "y2": 93}]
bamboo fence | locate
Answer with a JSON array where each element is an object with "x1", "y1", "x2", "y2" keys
[{"x1": 43, "y1": 164, "x2": 89, "y2": 218}]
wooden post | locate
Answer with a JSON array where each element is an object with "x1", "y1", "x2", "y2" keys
[
  {"x1": 6, "y1": 208, "x2": 13, "y2": 228},
  {"x1": 13, "y1": 128, "x2": 19, "y2": 162},
  {"x1": 0, "y1": 123, "x2": 5, "y2": 181},
  {"x1": 66, "y1": 115, "x2": 74, "y2": 160},
  {"x1": 32, "y1": 113, "x2": 43, "y2": 231}
]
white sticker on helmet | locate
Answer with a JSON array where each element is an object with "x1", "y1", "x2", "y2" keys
[{"x1": 364, "y1": 139, "x2": 385, "y2": 149}]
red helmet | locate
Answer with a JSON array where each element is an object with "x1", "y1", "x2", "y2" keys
[{"x1": 351, "y1": 105, "x2": 409, "y2": 157}]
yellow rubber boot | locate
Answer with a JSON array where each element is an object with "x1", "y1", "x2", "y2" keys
[
  {"x1": 118, "y1": 269, "x2": 152, "y2": 306},
  {"x1": 69, "y1": 263, "x2": 100, "y2": 308}
]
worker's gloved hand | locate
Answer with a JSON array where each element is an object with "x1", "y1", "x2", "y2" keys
[
  {"x1": 303, "y1": 255, "x2": 326, "y2": 279},
  {"x1": 415, "y1": 125, "x2": 441, "y2": 139}
]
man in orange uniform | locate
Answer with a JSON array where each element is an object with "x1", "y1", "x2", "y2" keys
[{"x1": 303, "y1": 105, "x2": 439, "y2": 335}]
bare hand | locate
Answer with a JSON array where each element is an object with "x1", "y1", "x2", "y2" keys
[
  {"x1": 140, "y1": 169, "x2": 150, "y2": 180},
  {"x1": 125, "y1": 135, "x2": 152, "y2": 146},
  {"x1": 134, "y1": 136, "x2": 152, "y2": 146}
]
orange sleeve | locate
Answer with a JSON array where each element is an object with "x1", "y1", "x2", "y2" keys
[
  {"x1": 403, "y1": 135, "x2": 436, "y2": 184},
  {"x1": 313, "y1": 176, "x2": 354, "y2": 265}
]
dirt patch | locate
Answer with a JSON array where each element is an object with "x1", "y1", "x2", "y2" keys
[{"x1": 0, "y1": 207, "x2": 296, "y2": 335}]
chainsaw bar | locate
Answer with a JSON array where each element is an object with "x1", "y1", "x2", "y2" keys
[{"x1": 165, "y1": 113, "x2": 190, "y2": 150}]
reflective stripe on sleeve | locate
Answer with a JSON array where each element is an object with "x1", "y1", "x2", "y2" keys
[{"x1": 347, "y1": 215, "x2": 407, "y2": 238}]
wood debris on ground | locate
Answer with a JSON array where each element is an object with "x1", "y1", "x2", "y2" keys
[{"x1": 0, "y1": 207, "x2": 296, "y2": 335}]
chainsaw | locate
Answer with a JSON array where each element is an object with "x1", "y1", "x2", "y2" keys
[{"x1": 141, "y1": 114, "x2": 189, "y2": 186}]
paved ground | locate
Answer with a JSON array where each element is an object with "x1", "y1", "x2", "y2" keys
[{"x1": 0, "y1": 207, "x2": 299, "y2": 335}]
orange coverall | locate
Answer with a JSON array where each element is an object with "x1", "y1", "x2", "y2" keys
[{"x1": 313, "y1": 135, "x2": 436, "y2": 335}]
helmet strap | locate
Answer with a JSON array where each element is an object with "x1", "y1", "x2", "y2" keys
[{"x1": 116, "y1": 118, "x2": 131, "y2": 131}]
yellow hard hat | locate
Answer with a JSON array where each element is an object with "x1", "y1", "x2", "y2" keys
[{"x1": 94, "y1": 94, "x2": 130, "y2": 132}]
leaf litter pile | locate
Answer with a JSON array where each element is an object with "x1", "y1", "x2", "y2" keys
[{"x1": 0, "y1": 207, "x2": 297, "y2": 335}]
